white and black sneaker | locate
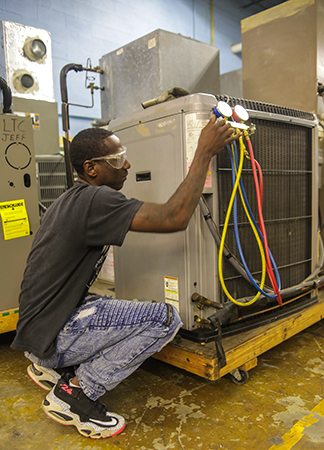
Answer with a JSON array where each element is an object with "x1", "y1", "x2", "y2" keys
[
  {"x1": 42, "y1": 375, "x2": 126, "y2": 439},
  {"x1": 27, "y1": 363, "x2": 74, "y2": 391}
]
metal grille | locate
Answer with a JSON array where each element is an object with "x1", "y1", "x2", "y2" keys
[
  {"x1": 215, "y1": 94, "x2": 315, "y2": 121},
  {"x1": 35, "y1": 155, "x2": 71, "y2": 208},
  {"x1": 217, "y1": 117, "x2": 313, "y2": 304}
]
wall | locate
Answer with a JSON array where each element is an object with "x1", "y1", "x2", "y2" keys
[{"x1": 0, "y1": 0, "x2": 282, "y2": 137}]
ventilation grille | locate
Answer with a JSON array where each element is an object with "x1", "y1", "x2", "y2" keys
[
  {"x1": 215, "y1": 94, "x2": 315, "y2": 120},
  {"x1": 217, "y1": 116, "x2": 313, "y2": 303},
  {"x1": 35, "y1": 155, "x2": 76, "y2": 208}
]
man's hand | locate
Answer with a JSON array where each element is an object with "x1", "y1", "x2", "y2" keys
[{"x1": 197, "y1": 115, "x2": 241, "y2": 159}]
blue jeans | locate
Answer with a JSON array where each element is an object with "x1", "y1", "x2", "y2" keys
[{"x1": 26, "y1": 295, "x2": 182, "y2": 400}]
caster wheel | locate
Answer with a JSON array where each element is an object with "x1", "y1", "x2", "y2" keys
[{"x1": 229, "y1": 369, "x2": 249, "y2": 385}]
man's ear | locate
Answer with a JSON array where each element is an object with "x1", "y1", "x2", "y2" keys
[{"x1": 83, "y1": 160, "x2": 97, "y2": 178}]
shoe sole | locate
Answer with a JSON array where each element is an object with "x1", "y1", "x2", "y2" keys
[
  {"x1": 27, "y1": 364, "x2": 60, "y2": 391},
  {"x1": 42, "y1": 390, "x2": 126, "y2": 439}
]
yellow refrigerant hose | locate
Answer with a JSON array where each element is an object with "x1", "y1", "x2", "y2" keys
[{"x1": 217, "y1": 135, "x2": 267, "y2": 306}]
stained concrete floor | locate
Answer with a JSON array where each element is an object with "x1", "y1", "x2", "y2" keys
[
  {"x1": 1, "y1": 275, "x2": 324, "y2": 450},
  {"x1": 0, "y1": 318, "x2": 324, "y2": 450}
]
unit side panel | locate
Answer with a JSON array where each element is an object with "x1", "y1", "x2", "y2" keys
[
  {"x1": 112, "y1": 102, "x2": 221, "y2": 330},
  {"x1": 182, "y1": 111, "x2": 219, "y2": 328},
  {"x1": 112, "y1": 115, "x2": 192, "y2": 323}
]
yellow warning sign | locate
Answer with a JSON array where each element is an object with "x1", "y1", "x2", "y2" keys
[{"x1": 0, "y1": 199, "x2": 30, "y2": 240}]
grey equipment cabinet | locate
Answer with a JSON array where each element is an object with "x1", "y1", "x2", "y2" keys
[{"x1": 0, "y1": 114, "x2": 39, "y2": 331}]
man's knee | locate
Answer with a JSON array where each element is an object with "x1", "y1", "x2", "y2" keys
[{"x1": 164, "y1": 303, "x2": 182, "y2": 330}]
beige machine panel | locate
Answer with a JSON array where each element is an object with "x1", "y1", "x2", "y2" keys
[
  {"x1": 12, "y1": 97, "x2": 60, "y2": 156},
  {"x1": 0, "y1": 114, "x2": 39, "y2": 311},
  {"x1": 241, "y1": 0, "x2": 322, "y2": 114}
]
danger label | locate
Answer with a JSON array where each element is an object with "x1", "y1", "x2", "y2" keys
[{"x1": 0, "y1": 199, "x2": 30, "y2": 240}]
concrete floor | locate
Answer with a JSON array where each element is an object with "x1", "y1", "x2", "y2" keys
[{"x1": 1, "y1": 301, "x2": 324, "y2": 449}]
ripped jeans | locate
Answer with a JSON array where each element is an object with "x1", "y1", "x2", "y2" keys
[{"x1": 26, "y1": 295, "x2": 182, "y2": 401}]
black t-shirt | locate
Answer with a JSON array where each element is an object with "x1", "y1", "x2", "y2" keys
[{"x1": 11, "y1": 183, "x2": 143, "y2": 359}]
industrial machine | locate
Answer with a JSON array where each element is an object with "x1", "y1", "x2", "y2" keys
[
  {"x1": 241, "y1": 0, "x2": 324, "y2": 115},
  {"x1": 0, "y1": 44, "x2": 102, "y2": 333},
  {"x1": 0, "y1": 21, "x2": 61, "y2": 334},
  {"x1": 109, "y1": 93, "x2": 322, "y2": 345},
  {"x1": 0, "y1": 78, "x2": 39, "y2": 333},
  {"x1": 0, "y1": 20, "x2": 60, "y2": 334},
  {"x1": 0, "y1": 20, "x2": 60, "y2": 156},
  {"x1": 100, "y1": 29, "x2": 220, "y2": 121},
  {"x1": 240, "y1": 0, "x2": 324, "y2": 247},
  {"x1": 0, "y1": 21, "x2": 64, "y2": 220}
]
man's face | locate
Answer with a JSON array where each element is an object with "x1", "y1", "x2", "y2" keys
[{"x1": 94, "y1": 135, "x2": 130, "y2": 190}]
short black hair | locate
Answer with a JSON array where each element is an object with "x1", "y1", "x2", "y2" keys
[{"x1": 70, "y1": 128, "x2": 114, "y2": 175}]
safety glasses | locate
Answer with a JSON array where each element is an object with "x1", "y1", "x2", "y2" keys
[{"x1": 91, "y1": 147, "x2": 127, "y2": 169}]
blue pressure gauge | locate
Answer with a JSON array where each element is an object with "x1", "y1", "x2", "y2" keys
[{"x1": 214, "y1": 101, "x2": 233, "y2": 119}]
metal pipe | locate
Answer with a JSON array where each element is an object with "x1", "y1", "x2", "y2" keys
[
  {"x1": 0, "y1": 77, "x2": 12, "y2": 114},
  {"x1": 210, "y1": 0, "x2": 214, "y2": 46},
  {"x1": 59, "y1": 63, "x2": 104, "y2": 189},
  {"x1": 199, "y1": 196, "x2": 272, "y2": 291},
  {"x1": 60, "y1": 63, "x2": 83, "y2": 189},
  {"x1": 60, "y1": 63, "x2": 83, "y2": 107},
  {"x1": 239, "y1": 276, "x2": 324, "y2": 305},
  {"x1": 84, "y1": 67, "x2": 104, "y2": 74},
  {"x1": 231, "y1": 43, "x2": 242, "y2": 55}
]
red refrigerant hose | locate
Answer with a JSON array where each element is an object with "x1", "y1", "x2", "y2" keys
[{"x1": 245, "y1": 134, "x2": 282, "y2": 306}]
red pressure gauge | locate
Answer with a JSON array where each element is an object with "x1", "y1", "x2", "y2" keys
[{"x1": 232, "y1": 105, "x2": 249, "y2": 123}]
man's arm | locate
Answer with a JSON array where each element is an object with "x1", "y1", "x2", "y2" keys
[{"x1": 129, "y1": 115, "x2": 241, "y2": 233}]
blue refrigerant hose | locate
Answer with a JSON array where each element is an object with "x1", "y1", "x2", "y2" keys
[{"x1": 227, "y1": 142, "x2": 281, "y2": 297}]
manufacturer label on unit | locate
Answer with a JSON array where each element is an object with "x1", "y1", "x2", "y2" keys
[
  {"x1": 148, "y1": 37, "x2": 156, "y2": 49},
  {"x1": 164, "y1": 276, "x2": 179, "y2": 312},
  {"x1": 0, "y1": 199, "x2": 30, "y2": 240},
  {"x1": 185, "y1": 113, "x2": 211, "y2": 188}
]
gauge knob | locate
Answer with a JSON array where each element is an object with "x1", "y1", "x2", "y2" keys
[
  {"x1": 214, "y1": 101, "x2": 233, "y2": 119},
  {"x1": 232, "y1": 105, "x2": 249, "y2": 123}
]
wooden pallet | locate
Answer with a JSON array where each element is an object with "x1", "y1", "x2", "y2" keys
[
  {"x1": 153, "y1": 292, "x2": 324, "y2": 381},
  {"x1": 0, "y1": 308, "x2": 19, "y2": 335}
]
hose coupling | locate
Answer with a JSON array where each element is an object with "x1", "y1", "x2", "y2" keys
[
  {"x1": 191, "y1": 292, "x2": 223, "y2": 310},
  {"x1": 207, "y1": 302, "x2": 236, "y2": 330}
]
